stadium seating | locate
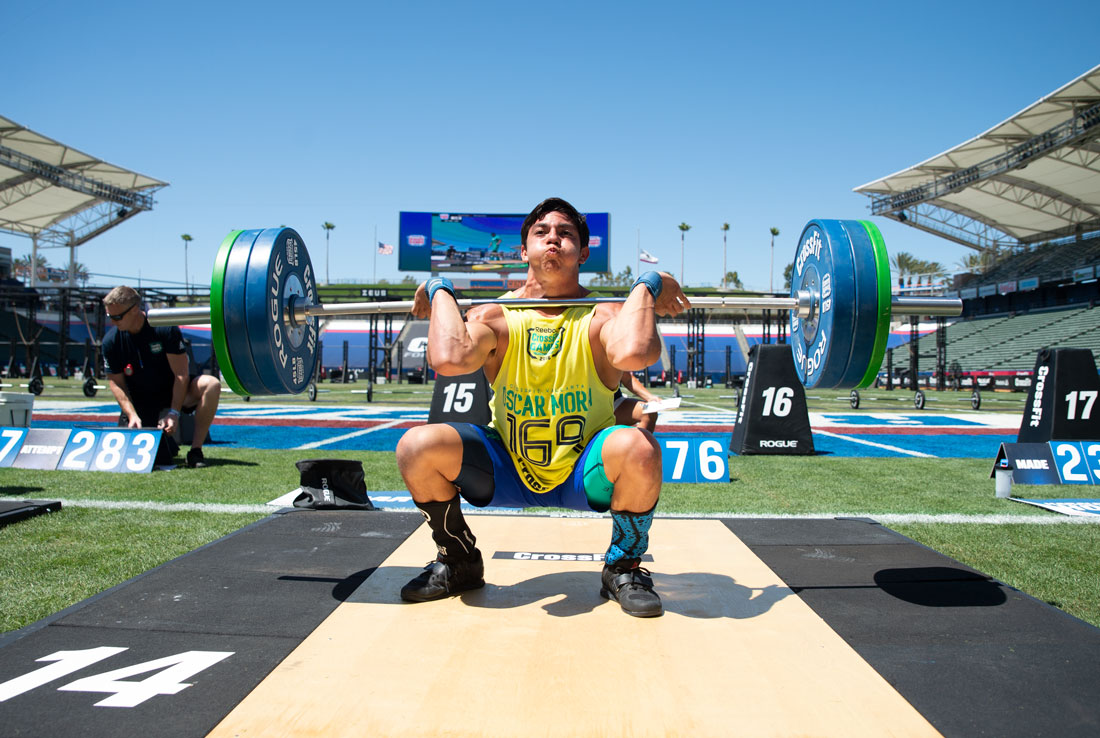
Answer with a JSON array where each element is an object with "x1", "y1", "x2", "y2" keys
[
  {"x1": 976, "y1": 234, "x2": 1100, "y2": 285},
  {"x1": 903, "y1": 305, "x2": 1100, "y2": 372}
]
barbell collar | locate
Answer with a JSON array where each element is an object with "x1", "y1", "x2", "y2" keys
[
  {"x1": 148, "y1": 306, "x2": 214, "y2": 325},
  {"x1": 891, "y1": 296, "x2": 963, "y2": 317},
  {"x1": 146, "y1": 291, "x2": 960, "y2": 327}
]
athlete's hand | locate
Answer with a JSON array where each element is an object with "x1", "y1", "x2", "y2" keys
[
  {"x1": 411, "y1": 282, "x2": 430, "y2": 319},
  {"x1": 655, "y1": 273, "x2": 691, "y2": 317},
  {"x1": 127, "y1": 414, "x2": 142, "y2": 429}
]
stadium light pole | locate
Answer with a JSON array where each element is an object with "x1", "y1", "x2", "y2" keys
[
  {"x1": 721, "y1": 222, "x2": 729, "y2": 290},
  {"x1": 180, "y1": 234, "x2": 193, "y2": 296},
  {"x1": 678, "y1": 222, "x2": 691, "y2": 285},
  {"x1": 322, "y1": 222, "x2": 335, "y2": 285},
  {"x1": 769, "y1": 226, "x2": 779, "y2": 293}
]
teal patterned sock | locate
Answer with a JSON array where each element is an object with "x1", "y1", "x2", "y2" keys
[{"x1": 605, "y1": 505, "x2": 655, "y2": 566}]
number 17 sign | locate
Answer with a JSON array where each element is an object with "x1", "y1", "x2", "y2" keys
[{"x1": 659, "y1": 434, "x2": 730, "y2": 483}]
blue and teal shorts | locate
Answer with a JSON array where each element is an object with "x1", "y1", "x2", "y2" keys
[{"x1": 446, "y1": 422, "x2": 630, "y2": 512}]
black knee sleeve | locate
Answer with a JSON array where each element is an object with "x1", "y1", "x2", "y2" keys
[{"x1": 446, "y1": 422, "x2": 496, "y2": 507}]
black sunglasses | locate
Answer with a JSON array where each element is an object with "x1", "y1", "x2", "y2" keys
[{"x1": 108, "y1": 302, "x2": 138, "y2": 321}]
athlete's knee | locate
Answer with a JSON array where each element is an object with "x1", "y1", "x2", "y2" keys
[
  {"x1": 606, "y1": 427, "x2": 661, "y2": 469},
  {"x1": 598, "y1": 427, "x2": 659, "y2": 490},
  {"x1": 446, "y1": 423, "x2": 496, "y2": 507},
  {"x1": 397, "y1": 425, "x2": 456, "y2": 476}
]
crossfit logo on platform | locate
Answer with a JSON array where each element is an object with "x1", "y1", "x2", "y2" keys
[{"x1": 494, "y1": 552, "x2": 654, "y2": 562}]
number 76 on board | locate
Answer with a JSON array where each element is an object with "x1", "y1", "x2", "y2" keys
[{"x1": 659, "y1": 435, "x2": 730, "y2": 483}]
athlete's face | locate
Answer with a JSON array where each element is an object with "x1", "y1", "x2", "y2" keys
[{"x1": 522, "y1": 211, "x2": 587, "y2": 272}]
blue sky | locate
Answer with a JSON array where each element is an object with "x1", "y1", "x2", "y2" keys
[{"x1": 6, "y1": 1, "x2": 1099, "y2": 292}]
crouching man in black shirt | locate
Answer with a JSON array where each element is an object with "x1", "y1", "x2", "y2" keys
[{"x1": 101, "y1": 286, "x2": 221, "y2": 468}]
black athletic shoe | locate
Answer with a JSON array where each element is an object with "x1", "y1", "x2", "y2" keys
[
  {"x1": 186, "y1": 448, "x2": 208, "y2": 468},
  {"x1": 600, "y1": 559, "x2": 663, "y2": 617},
  {"x1": 400, "y1": 549, "x2": 485, "y2": 602}
]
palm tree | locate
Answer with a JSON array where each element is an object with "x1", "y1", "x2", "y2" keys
[
  {"x1": 13, "y1": 253, "x2": 48, "y2": 282},
  {"x1": 322, "y1": 222, "x2": 335, "y2": 284},
  {"x1": 956, "y1": 252, "x2": 985, "y2": 274},
  {"x1": 180, "y1": 234, "x2": 193, "y2": 295},
  {"x1": 891, "y1": 251, "x2": 918, "y2": 280},
  {"x1": 677, "y1": 222, "x2": 691, "y2": 284},
  {"x1": 721, "y1": 222, "x2": 730, "y2": 290},
  {"x1": 69, "y1": 261, "x2": 90, "y2": 287},
  {"x1": 769, "y1": 227, "x2": 780, "y2": 292}
]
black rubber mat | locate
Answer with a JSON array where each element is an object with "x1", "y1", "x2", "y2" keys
[
  {"x1": 0, "y1": 509, "x2": 422, "y2": 738},
  {"x1": 728, "y1": 518, "x2": 1100, "y2": 738},
  {"x1": 0, "y1": 499, "x2": 61, "y2": 527}
]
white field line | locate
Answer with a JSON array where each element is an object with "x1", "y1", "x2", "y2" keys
[
  {"x1": 4, "y1": 496, "x2": 1097, "y2": 523},
  {"x1": 812, "y1": 428, "x2": 936, "y2": 458},
  {"x1": 294, "y1": 419, "x2": 405, "y2": 449},
  {"x1": 1, "y1": 497, "x2": 271, "y2": 514}
]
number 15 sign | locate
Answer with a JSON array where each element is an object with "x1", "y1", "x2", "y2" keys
[{"x1": 659, "y1": 434, "x2": 730, "y2": 483}]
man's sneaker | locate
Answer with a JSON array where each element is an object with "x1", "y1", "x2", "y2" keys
[
  {"x1": 186, "y1": 448, "x2": 207, "y2": 468},
  {"x1": 400, "y1": 549, "x2": 485, "y2": 602},
  {"x1": 600, "y1": 559, "x2": 663, "y2": 617}
]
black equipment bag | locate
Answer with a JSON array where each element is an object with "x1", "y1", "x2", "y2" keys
[{"x1": 293, "y1": 459, "x2": 376, "y2": 510}]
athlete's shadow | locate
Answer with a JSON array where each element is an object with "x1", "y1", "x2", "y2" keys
[{"x1": 454, "y1": 571, "x2": 790, "y2": 619}]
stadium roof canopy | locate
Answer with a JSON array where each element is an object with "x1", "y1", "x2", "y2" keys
[
  {"x1": 854, "y1": 64, "x2": 1100, "y2": 252},
  {"x1": 0, "y1": 114, "x2": 167, "y2": 249}
]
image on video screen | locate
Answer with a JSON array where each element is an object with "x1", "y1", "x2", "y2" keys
[{"x1": 398, "y1": 211, "x2": 609, "y2": 273}]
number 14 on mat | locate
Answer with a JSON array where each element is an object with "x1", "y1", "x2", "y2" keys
[{"x1": 659, "y1": 435, "x2": 729, "y2": 483}]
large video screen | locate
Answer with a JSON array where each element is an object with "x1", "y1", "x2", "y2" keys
[{"x1": 398, "y1": 211, "x2": 609, "y2": 273}]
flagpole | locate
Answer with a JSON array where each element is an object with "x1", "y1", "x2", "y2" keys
[
  {"x1": 373, "y1": 225, "x2": 378, "y2": 283},
  {"x1": 636, "y1": 228, "x2": 640, "y2": 278}
]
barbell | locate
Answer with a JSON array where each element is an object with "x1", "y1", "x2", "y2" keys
[{"x1": 146, "y1": 220, "x2": 962, "y2": 397}]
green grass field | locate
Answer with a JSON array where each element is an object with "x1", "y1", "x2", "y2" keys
[{"x1": 2, "y1": 379, "x2": 1096, "y2": 634}]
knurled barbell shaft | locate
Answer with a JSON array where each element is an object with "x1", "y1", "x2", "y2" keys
[{"x1": 146, "y1": 292, "x2": 961, "y2": 327}]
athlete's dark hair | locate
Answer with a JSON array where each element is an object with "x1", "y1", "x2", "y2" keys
[{"x1": 520, "y1": 197, "x2": 589, "y2": 250}]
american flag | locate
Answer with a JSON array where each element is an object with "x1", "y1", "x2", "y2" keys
[{"x1": 377, "y1": 242, "x2": 394, "y2": 255}]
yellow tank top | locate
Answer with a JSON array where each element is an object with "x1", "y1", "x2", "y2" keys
[{"x1": 490, "y1": 304, "x2": 616, "y2": 493}]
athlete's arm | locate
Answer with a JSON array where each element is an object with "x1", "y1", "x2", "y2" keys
[
  {"x1": 620, "y1": 370, "x2": 658, "y2": 403},
  {"x1": 600, "y1": 273, "x2": 690, "y2": 370},
  {"x1": 422, "y1": 291, "x2": 498, "y2": 376}
]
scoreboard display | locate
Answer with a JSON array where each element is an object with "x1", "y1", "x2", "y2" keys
[{"x1": 398, "y1": 211, "x2": 610, "y2": 274}]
